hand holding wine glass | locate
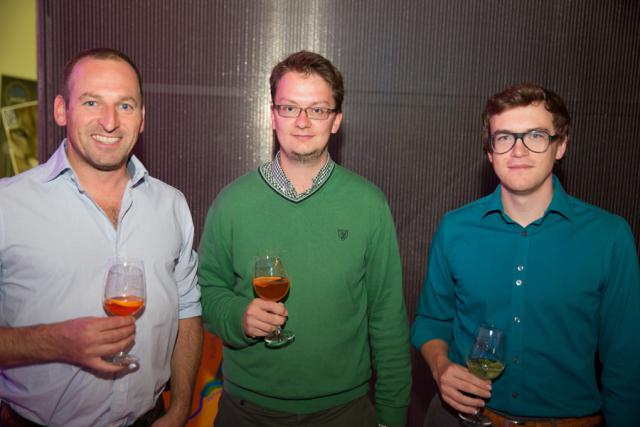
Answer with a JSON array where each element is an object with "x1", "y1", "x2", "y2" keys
[
  {"x1": 103, "y1": 257, "x2": 146, "y2": 369},
  {"x1": 459, "y1": 323, "x2": 506, "y2": 426},
  {"x1": 253, "y1": 254, "x2": 294, "y2": 347}
]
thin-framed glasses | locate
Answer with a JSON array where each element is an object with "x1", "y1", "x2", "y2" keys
[
  {"x1": 490, "y1": 130, "x2": 559, "y2": 154},
  {"x1": 273, "y1": 104, "x2": 337, "y2": 120}
]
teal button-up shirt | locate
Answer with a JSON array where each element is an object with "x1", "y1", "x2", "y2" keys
[{"x1": 411, "y1": 176, "x2": 640, "y2": 426}]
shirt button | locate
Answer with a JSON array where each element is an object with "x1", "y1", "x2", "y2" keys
[
  {"x1": 514, "y1": 316, "x2": 521, "y2": 324},
  {"x1": 515, "y1": 279, "x2": 523, "y2": 286},
  {"x1": 512, "y1": 392, "x2": 519, "y2": 398},
  {"x1": 517, "y1": 265, "x2": 524, "y2": 272},
  {"x1": 521, "y1": 230, "x2": 528, "y2": 237},
  {"x1": 512, "y1": 356, "x2": 519, "y2": 364}
]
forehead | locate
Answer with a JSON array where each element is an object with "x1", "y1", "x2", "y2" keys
[
  {"x1": 67, "y1": 57, "x2": 141, "y2": 98},
  {"x1": 274, "y1": 71, "x2": 334, "y2": 104},
  {"x1": 490, "y1": 103, "x2": 554, "y2": 132}
]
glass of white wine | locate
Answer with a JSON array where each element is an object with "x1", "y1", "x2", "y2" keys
[{"x1": 459, "y1": 323, "x2": 506, "y2": 426}]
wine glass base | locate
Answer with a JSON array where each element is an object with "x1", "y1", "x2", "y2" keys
[
  {"x1": 105, "y1": 352, "x2": 140, "y2": 370},
  {"x1": 459, "y1": 411, "x2": 492, "y2": 426},
  {"x1": 264, "y1": 330, "x2": 295, "y2": 348}
]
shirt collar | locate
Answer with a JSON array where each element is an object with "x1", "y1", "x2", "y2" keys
[
  {"x1": 41, "y1": 139, "x2": 148, "y2": 186},
  {"x1": 259, "y1": 151, "x2": 335, "y2": 202},
  {"x1": 481, "y1": 174, "x2": 575, "y2": 223}
]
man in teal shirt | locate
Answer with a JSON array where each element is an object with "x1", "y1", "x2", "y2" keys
[{"x1": 411, "y1": 83, "x2": 639, "y2": 426}]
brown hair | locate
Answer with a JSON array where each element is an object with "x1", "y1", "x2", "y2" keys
[
  {"x1": 269, "y1": 51, "x2": 344, "y2": 112},
  {"x1": 482, "y1": 83, "x2": 570, "y2": 153},
  {"x1": 62, "y1": 48, "x2": 142, "y2": 102}
]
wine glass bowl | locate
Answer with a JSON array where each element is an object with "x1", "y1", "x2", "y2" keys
[
  {"x1": 459, "y1": 323, "x2": 506, "y2": 426},
  {"x1": 253, "y1": 254, "x2": 294, "y2": 347},
  {"x1": 103, "y1": 257, "x2": 146, "y2": 369}
]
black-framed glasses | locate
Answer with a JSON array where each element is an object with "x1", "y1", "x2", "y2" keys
[
  {"x1": 272, "y1": 105, "x2": 337, "y2": 120},
  {"x1": 490, "y1": 130, "x2": 559, "y2": 154}
]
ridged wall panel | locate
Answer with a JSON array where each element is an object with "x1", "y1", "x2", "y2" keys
[{"x1": 37, "y1": 1, "x2": 640, "y2": 424}]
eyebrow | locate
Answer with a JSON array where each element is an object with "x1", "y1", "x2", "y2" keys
[
  {"x1": 493, "y1": 127, "x2": 553, "y2": 134},
  {"x1": 276, "y1": 98, "x2": 332, "y2": 107},
  {"x1": 78, "y1": 92, "x2": 140, "y2": 107}
]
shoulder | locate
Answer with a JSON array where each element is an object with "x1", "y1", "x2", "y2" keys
[
  {"x1": 566, "y1": 194, "x2": 634, "y2": 237},
  {"x1": 440, "y1": 194, "x2": 491, "y2": 225},
  {"x1": 0, "y1": 163, "x2": 51, "y2": 200},
  {"x1": 213, "y1": 169, "x2": 261, "y2": 204},
  {"x1": 143, "y1": 175, "x2": 189, "y2": 206},
  {"x1": 331, "y1": 165, "x2": 388, "y2": 204}
]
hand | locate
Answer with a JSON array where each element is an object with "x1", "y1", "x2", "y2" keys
[
  {"x1": 150, "y1": 408, "x2": 189, "y2": 427},
  {"x1": 433, "y1": 355, "x2": 491, "y2": 415},
  {"x1": 53, "y1": 316, "x2": 135, "y2": 372},
  {"x1": 242, "y1": 298, "x2": 288, "y2": 338}
]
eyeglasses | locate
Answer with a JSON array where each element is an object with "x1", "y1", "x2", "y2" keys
[
  {"x1": 490, "y1": 130, "x2": 559, "y2": 154},
  {"x1": 273, "y1": 105, "x2": 338, "y2": 120}
]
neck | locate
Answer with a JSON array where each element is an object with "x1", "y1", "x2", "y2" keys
[
  {"x1": 500, "y1": 177, "x2": 554, "y2": 227},
  {"x1": 278, "y1": 151, "x2": 328, "y2": 194}
]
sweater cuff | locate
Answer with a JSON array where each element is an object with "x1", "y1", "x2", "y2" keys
[
  {"x1": 377, "y1": 404, "x2": 407, "y2": 427},
  {"x1": 226, "y1": 296, "x2": 259, "y2": 348}
]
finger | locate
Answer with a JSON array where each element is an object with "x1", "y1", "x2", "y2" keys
[
  {"x1": 247, "y1": 319, "x2": 277, "y2": 337},
  {"x1": 82, "y1": 333, "x2": 135, "y2": 359},
  {"x1": 442, "y1": 390, "x2": 484, "y2": 414},
  {"x1": 100, "y1": 316, "x2": 136, "y2": 330},
  {"x1": 256, "y1": 300, "x2": 288, "y2": 317},
  {"x1": 91, "y1": 324, "x2": 136, "y2": 345},
  {"x1": 84, "y1": 357, "x2": 128, "y2": 373}
]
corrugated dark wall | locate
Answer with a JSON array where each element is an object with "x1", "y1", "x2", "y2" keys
[{"x1": 37, "y1": 1, "x2": 640, "y2": 425}]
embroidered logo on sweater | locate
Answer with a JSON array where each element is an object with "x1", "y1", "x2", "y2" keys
[{"x1": 337, "y1": 229, "x2": 349, "y2": 240}]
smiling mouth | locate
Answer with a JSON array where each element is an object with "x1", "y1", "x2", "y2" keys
[{"x1": 93, "y1": 134, "x2": 121, "y2": 144}]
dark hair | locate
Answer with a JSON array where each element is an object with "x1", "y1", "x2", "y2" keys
[
  {"x1": 482, "y1": 83, "x2": 570, "y2": 153},
  {"x1": 62, "y1": 48, "x2": 142, "y2": 102},
  {"x1": 269, "y1": 51, "x2": 344, "y2": 112}
]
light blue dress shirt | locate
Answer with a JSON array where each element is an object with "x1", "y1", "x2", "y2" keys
[
  {"x1": 0, "y1": 141, "x2": 201, "y2": 427},
  {"x1": 411, "y1": 176, "x2": 640, "y2": 426}
]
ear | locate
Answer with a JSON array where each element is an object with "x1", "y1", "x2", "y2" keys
[
  {"x1": 331, "y1": 112, "x2": 343, "y2": 134},
  {"x1": 555, "y1": 137, "x2": 567, "y2": 160},
  {"x1": 487, "y1": 151, "x2": 494, "y2": 164},
  {"x1": 139, "y1": 105, "x2": 145, "y2": 133},
  {"x1": 53, "y1": 95, "x2": 67, "y2": 126},
  {"x1": 270, "y1": 105, "x2": 277, "y2": 130}
]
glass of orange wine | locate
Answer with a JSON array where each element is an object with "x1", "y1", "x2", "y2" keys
[
  {"x1": 103, "y1": 257, "x2": 146, "y2": 369},
  {"x1": 253, "y1": 254, "x2": 294, "y2": 347}
]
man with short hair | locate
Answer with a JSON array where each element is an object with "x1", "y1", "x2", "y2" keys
[
  {"x1": 411, "y1": 83, "x2": 640, "y2": 427},
  {"x1": 198, "y1": 51, "x2": 411, "y2": 427},
  {"x1": 0, "y1": 48, "x2": 202, "y2": 427}
]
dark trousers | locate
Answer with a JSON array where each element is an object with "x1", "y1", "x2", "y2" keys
[
  {"x1": 214, "y1": 391, "x2": 378, "y2": 427},
  {"x1": 0, "y1": 398, "x2": 164, "y2": 427},
  {"x1": 423, "y1": 394, "x2": 465, "y2": 427}
]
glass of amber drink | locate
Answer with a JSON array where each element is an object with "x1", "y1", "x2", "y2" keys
[
  {"x1": 103, "y1": 257, "x2": 146, "y2": 369},
  {"x1": 253, "y1": 254, "x2": 294, "y2": 347}
]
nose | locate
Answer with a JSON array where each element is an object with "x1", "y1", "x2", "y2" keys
[
  {"x1": 511, "y1": 136, "x2": 529, "y2": 157},
  {"x1": 99, "y1": 106, "x2": 120, "y2": 132},
  {"x1": 295, "y1": 109, "x2": 311, "y2": 128}
]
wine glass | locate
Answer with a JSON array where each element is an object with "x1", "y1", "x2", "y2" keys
[
  {"x1": 253, "y1": 254, "x2": 294, "y2": 347},
  {"x1": 459, "y1": 323, "x2": 506, "y2": 426},
  {"x1": 103, "y1": 257, "x2": 146, "y2": 369}
]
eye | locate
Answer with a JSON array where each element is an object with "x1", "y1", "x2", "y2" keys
[
  {"x1": 494, "y1": 133, "x2": 512, "y2": 142},
  {"x1": 528, "y1": 131, "x2": 546, "y2": 140},
  {"x1": 310, "y1": 107, "x2": 324, "y2": 114},
  {"x1": 83, "y1": 100, "x2": 97, "y2": 107},
  {"x1": 120, "y1": 103, "x2": 133, "y2": 111},
  {"x1": 282, "y1": 106, "x2": 297, "y2": 113}
]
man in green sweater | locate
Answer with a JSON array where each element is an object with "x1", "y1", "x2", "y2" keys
[{"x1": 198, "y1": 51, "x2": 411, "y2": 427}]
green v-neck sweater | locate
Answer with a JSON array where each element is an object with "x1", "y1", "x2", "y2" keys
[{"x1": 198, "y1": 165, "x2": 411, "y2": 426}]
